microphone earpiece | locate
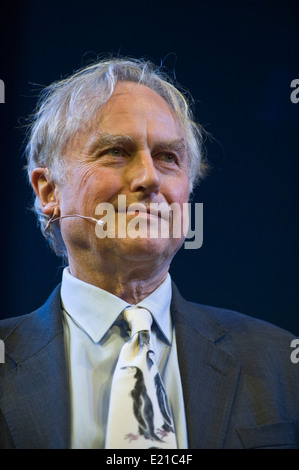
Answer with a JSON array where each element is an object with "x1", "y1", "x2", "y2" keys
[
  {"x1": 53, "y1": 206, "x2": 60, "y2": 218},
  {"x1": 44, "y1": 213, "x2": 104, "y2": 232}
]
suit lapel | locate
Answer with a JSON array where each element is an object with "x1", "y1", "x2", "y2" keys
[
  {"x1": 171, "y1": 283, "x2": 241, "y2": 449},
  {"x1": 0, "y1": 286, "x2": 70, "y2": 449}
]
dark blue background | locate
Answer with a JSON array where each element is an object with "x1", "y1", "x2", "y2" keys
[{"x1": 0, "y1": 0, "x2": 298, "y2": 334}]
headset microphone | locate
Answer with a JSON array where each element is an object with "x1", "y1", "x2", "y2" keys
[{"x1": 44, "y1": 214, "x2": 104, "y2": 232}]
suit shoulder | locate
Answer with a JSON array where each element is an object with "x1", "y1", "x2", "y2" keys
[
  {"x1": 171, "y1": 283, "x2": 296, "y2": 344},
  {"x1": 189, "y1": 301, "x2": 296, "y2": 341},
  {"x1": 0, "y1": 285, "x2": 62, "y2": 339},
  {"x1": 0, "y1": 286, "x2": 63, "y2": 367},
  {"x1": 183, "y1": 301, "x2": 299, "y2": 385},
  {"x1": 0, "y1": 314, "x2": 28, "y2": 340},
  {"x1": 0, "y1": 306, "x2": 49, "y2": 341}
]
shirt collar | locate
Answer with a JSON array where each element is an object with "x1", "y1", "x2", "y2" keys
[{"x1": 60, "y1": 267, "x2": 172, "y2": 345}]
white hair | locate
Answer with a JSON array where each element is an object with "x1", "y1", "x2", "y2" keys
[{"x1": 25, "y1": 57, "x2": 208, "y2": 260}]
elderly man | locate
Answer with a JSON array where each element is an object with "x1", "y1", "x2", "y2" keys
[{"x1": 0, "y1": 58, "x2": 298, "y2": 449}]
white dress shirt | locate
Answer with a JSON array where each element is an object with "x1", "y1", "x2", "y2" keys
[{"x1": 61, "y1": 267, "x2": 188, "y2": 448}]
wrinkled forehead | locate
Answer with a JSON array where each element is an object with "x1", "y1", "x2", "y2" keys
[{"x1": 65, "y1": 81, "x2": 186, "y2": 153}]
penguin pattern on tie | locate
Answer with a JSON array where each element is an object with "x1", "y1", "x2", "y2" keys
[{"x1": 105, "y1": 308, "x2": 177, "y2": 448}]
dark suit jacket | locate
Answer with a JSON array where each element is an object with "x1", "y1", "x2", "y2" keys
[{"x1": 0, "y1": 283, "x2": 298, "y2": 449}]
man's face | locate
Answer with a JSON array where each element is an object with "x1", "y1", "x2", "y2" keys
[{"x1": 57, "y1": 81, "x2": 190, "y2": 271}]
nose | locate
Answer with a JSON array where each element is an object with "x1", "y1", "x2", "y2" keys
[{"x1": 127, "y1": 151, "x2": 161, "y2": 196}]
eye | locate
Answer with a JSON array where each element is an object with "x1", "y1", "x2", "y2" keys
[
  {"x1": 106, "y1": 147, "x2": 125, "y2": 157},
  {"x1": 156, "y1": 153, "x2": 176, "y2": 163}
]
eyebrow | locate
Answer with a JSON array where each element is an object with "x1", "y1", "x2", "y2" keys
[
  {"x1": 155, "y1": 139, "x2": 186, "y2": 153},
  {"x1": 87, "y1": 132, "x2": 186, "y2": 154},
  {"x1": 86, "y1": 133, "x2": 133, "y2": 154}
]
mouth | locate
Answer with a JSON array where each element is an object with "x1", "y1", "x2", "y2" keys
[{"x1": 117, "y1": 203, "x2": 171, "y2": 222}]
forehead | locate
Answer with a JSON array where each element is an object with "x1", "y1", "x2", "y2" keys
[
  {"x1": 66, "y1": 81, "x2": 184, "y2": 153},
  {"x1": 97, "y1": 81, "x2": 182, "y2": 135}
]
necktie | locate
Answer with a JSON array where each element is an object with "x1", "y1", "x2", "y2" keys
[{"x1": 105, "y1": 307, "x2": 177, "y2": 449}]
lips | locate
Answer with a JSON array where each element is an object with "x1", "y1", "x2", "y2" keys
[{"x1": 117, "y1": 202, "x2": 171, "y2": 221}]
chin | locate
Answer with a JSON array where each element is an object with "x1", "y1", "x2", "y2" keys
[{"x1": 112, "y1": 236, "x2": 184, "y2": 262}]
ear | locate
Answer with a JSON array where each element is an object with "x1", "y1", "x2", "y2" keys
[{"x1": 31, "y1": 167, "x2": 60, "y2": 216}]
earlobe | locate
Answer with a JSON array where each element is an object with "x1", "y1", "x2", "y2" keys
[{"x1": 31, "y1": 167, "x2": 60, "y2": 216}]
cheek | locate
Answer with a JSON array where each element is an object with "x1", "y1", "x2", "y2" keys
[
  {"x1": 164, "y1": 177, "x2": 190, "y2": 206},
  {"x1": 61, "y1": 165, "x2": 122, "y2": 212},
  {"x1": 163, "y1": 178, "x2": 189, "y2": 235}
]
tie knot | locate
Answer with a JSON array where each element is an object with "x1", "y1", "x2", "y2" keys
[{"x1": 124, "y1": 307, "x2": 153, "y2": 337}]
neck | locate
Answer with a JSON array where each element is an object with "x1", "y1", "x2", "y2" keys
[{"x1": 67, "y1": 255, "x2": 170, "y2": 304}]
